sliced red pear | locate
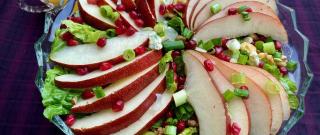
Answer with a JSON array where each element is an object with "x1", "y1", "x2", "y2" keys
[
  {"x1": 135, "y1": 0, "x2": 156, "y2": 27},
  {"x1": 149, "y1": 0, "x2": 164, "y2": 22},
  {"x1": 188, "y1": 0, "x2": 212, "y2": 30},
  {"x1": 112, "y1": 91, "x2": 173, "y2": 135},
  {"x1": 183, "y1": 0, "x2": 198, "y2": 27},
  {"x1": 203, "y1": 54, "x2": 272, "y2": 135},
  {"x1": 78, "y1": 0, "x2": 116, "y2": 30},
  {"x1": 55, "y1": 50, "x2": 162, "y2": 88},
  {"x1": 121, "y1": 0, "x2": 136, "y2": 11},
  {"x1": 191, "y1": 0, "x2": 277, "y2": 31},
  {"x1": 71, "y1": 63, "x2": 159, "y2": 113},
  {"x1": 71, "y1": 68, "x2": 167, "y2": 135},
  {"x1": 209, "y1": 56, "x2": 285, "y2": 134},
  {"x1": 188, "y1": 50, "x2": 250, "y2": 135},
  {"x1": 201, "y1": 1, "x2": 279, "y2": 29},
  {"x1": 194, "y1": 13, "x2": 288, "y2": 43},
  {"x1": 183, "y1": 52, "x2": 229, "y2": 135},
  {"x1": 252, "y1": 67, "x2": 291, "y2": 120},
  {"x1": 100, "y1": 0, "x2": 141, "y2": 30},
  {"x1": 50, "y1": 31, "x2": 151, "y2": 69}
]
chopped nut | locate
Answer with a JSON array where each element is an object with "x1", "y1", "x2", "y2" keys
[
  {"x1": 243, "y1": 37, "x2": 253, "y2": 44},
  {"x1": 258, "y1": 53, "x2": 267, "y2": 59},
  {"x1": 249, "y1": 33, "x2": 259, "y2": 41},
  {"x1": 187, "y1": 120, "x2": 198, "y2": 127},
  {"x1": 277, "y1": 61, "x2": 287, "y2": 67},
  {"x1": 176, "y1": 35, "x2": 187, "y2": 41},
  {"x1": 240, "y1": 42, "x2": 256, "y2": 53},
  {"x1": 266, "y1": 55, "x2": 275, "y2": 64},
  {"x1": 281, "y1": 55, "x2": 288, "y2": 62},
  {"x1": 156, "y1": 127, "x2": 164, "y2": 135}
]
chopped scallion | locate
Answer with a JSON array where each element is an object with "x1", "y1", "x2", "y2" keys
[
  {"x1": 92, "y1": 86, "x2": 105, "y2": 98},
  {"x1": 210, "y1": 4, "x2": 222, "y2": 15},
  {"x1": 173, "y1": 89, "x2": 188, "y2": 107},
  {"x1": 163, "y1": 40, "x2": 185, "y2": 51},
  {"x1": 255, "y1": 41, "x2": 264, "y2": 52},
  {"x1": 286, "y1": 60, "x2": 298, "y2": 72},
  {"x1": 263, "y1": 42, "x2": 276, "y2": 55},
  {"x1": 164, "y1": 125, "x2": 177, "y2": 135},
  {"x1": 223, "y1": 90, "x2": 235, "y2": 102},
  {"x1": 123, "y1": 49, "x2": 136, "y2": 61},
  {"x1": 234, "y1": 88, "x2": 249, "y2": 97},
  {"x1": 238, "y1": 53, "x2": 249, "y2": 65}
]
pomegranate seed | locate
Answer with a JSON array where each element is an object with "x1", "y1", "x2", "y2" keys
[
  {"x1": 204, "y1": 59, "x2": 214, "y2": 71},
  {"x1": 279, "y1": 66, "x2": 288, "y2": 75},
  {"x1": 112, "y1": 100, "x2": 124, "y2": 112},
  {"x1": 174, "y1": 3, "x2": 185, "y2": 12},
  {"x1": 87, "y1": 0, "x2": 97, "y2": 5},
  {"x1": 100, "y1": 62, "x2": 113, "y2": 71},
  {"x1": 178, "y1": 84, "x2": 184, "y2": 90},
  {"x1": 76, "y1": 67, "x2": 88, "y2": 75},
  {"x1": 60, "y1": 24, "x2": 67, "y2": 29},
  {"x1": 116, "y1": 4, "x2": 126, "y2": 11},
  {"x1": 171, "y1": 50, "x2": 181, "y2": 58},
  {"x1": 185, "y1": 40, "x2": 197, "y2": 50},
  {"x1": 176, "y1": 120, "x2": 186, "y2": 133},
  {"x1": 134, "y1": 19, "x2": 144, "y2": 27},
  {"x1": 223, "y1": 55, "x2": 231, "y2": 62},
  {"x1": 134, "y1": 46, "x2": 147, "y2": 55},
  {"x1": 162, "y1": 121, "x2": 168, "y2": 127},
  {"x1": 245, "y1": 8, "x2": 253, "y2": 12},
  {"x1": 129, "y1": 11, "x2": 139, "y2": 19},
  {"x1": 96, "y1": 37, "x2": 107, "y2": 47},
  {"x1": 61, "y1": 32, "x2": 74, "y2": 41},
  {"x1": 116, "y1": 25, "x2": 126, "y2": 35},
  {"x1": 167, "y1": 4, "x2": 175, "y2": 12},
  {"x1": 275, "y1": 41, "x2": 282, "y2": 51},
  {"x1": 97, "y1": 0, "x2": 106, "y2": 7},
  {"x1": 125, "y1": 27, "x2": 136, "y2": 36},
  {"x1": 221, "y1": 37, "x2": 228, "y2": 49},
  {"x1": 169, "y1": 62, "x2": 177, "y2": 72},
  {"x1": 82, "y1": 89, "x2": 95, "y2": 99},
  {"x1": 115, "y1": 19, "x2": 123, "y2": 27},
  {"x1": 228, "y1": 8, "x2": 238, "y2": 15},
  {"x1": 159, "y1": 4, "x2": 166, "y2": 15},
  {"x1": 177, "y1": 76, "x2": 186, "y2": 85},
  {"x1": 214, "y1": 46, "x2": 224, "y2": 55},
  {"x1": 67, "y1": 39, "x2": 79, "y2": 46},
  {"x1": 240, "y1": 85, "x2": 248, "y2": 90},
  {"x1": 231, "y1": 123, "x2": 241, "y2": 135},
  {"x1": 70, "y1": 17, "x2": 84, "y2": 24},
  {"x1": 166, "y1": 111, "x2": 174, "y2": 118},
  {"x1": 258, "y1": 62, "x2": 265, "y2": 68},
  {"x1": 65, "y1": 114, "x2": 76, "y2": 127}
]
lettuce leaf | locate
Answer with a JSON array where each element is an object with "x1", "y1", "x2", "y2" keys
[
  {"x1": 42, "y1": 66, "x2": 81, "y2": 120},
  {"x1": 62, "y1": 20, "x2": 108, "y2": 43}
]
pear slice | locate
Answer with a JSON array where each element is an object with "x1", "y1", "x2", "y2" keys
[
  {"x1": 183, "y1": 52, "x2": 229, "y2": 135},
  {"x1": 71, "y1": 67, "x2": 167, "y2": 135},
  {"x1": 203, "y1": 54, "x2": 272, "y2": 135},
  {"x1": 200, "y1": 1, "x2": 279, "y2": 29},
  {"x1": 55, "y1": 51, "x2": 162, "y2": 88},
  {"x1": 194, "y1": 12, "x2": 288, "y2": 43},
  {"x1": 191, "y1": 0, "x2": 277, "y2": 31},
  {"x1": 188, "y1": 0, "x2": 212, "y2": 30}
]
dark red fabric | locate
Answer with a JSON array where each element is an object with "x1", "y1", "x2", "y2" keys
[{"x1": 0, "y1": 0, "x2": 319, "y2": 134}]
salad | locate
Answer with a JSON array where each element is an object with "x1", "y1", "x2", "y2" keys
[{"x1": 41, "y1": 0, "x2": 299, "y2": 135}]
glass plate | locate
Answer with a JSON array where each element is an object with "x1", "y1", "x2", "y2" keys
[{"x1": 34, "y1": 0, "x2": 314, "y2": 134}]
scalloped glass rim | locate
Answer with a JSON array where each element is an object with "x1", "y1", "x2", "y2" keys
[{"x1": 33, "y1": 0, "x2": 314, "y2": 134}]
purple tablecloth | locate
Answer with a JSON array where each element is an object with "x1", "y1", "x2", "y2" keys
[{"x1": 0, "y1": 0, "x2": 319, "y2": 134}]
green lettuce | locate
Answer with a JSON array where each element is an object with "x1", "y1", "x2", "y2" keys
[
  {"x1": 279, "y1": 77, "x2": 299, "y2": 109},
  {"x1": 62, "y1": 20, "x2": 108, "y2": 43},
  {"x1": 42, "y1": 66, "x2": 81, "y2": 120},
  {"x1": 168, "y1": 17, "x2": 185, "y2": 34}
]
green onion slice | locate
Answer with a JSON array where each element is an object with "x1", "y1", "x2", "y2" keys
[
  {"x1": 123, "y1": 49, "x2": 136, "y2": 61},
  {"x1": 92, "y1": 86, "x2": 105, "y2": 98}
]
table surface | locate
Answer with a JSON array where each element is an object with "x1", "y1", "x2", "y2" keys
[{"x1": 0, "y1": 0, "x2": 319, "y2": 134}]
